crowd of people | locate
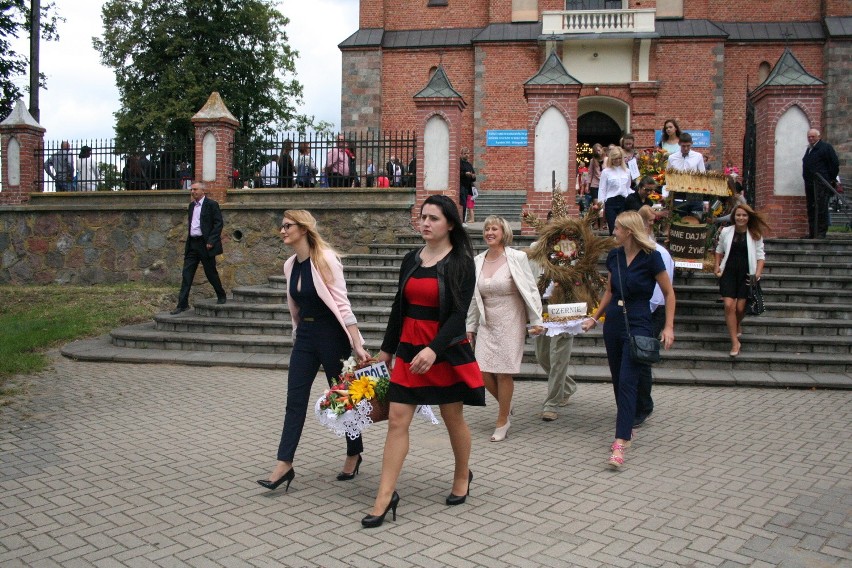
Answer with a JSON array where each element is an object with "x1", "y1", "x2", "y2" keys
[
  {"x1": 164, "y1": 118, "x2": 818, "y2": 529},
  {"x1": 42, "y1": 140, "x2": 193, "y2": 192},
  {"x1": 243, "y1": 121, "x2": 810, "y2": 527},
  {"x1": 247, "y1": 201, "x2": 681, "y2": 527},
  {"x1": 251, "y1": 134, "x2": 417, "y2": 190}
]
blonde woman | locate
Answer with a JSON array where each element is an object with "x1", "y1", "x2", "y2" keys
[
  {"x1": 713, "y1": 203, "x2": 769, "y2": 356},
  {"x1": 258, "y1": 210, "x2": 370, "y2": 491},
  {"x1": 466, "y1": 216, "x2": 542, "y2": 441},
  {"x1": 598, "y1": 147, "x2": 633, "y2": 235},
  {"x1": 582, "y1": 211, "x2": 675, "y2": 469}
]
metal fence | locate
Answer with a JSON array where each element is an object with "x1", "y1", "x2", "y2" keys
[
  {"x1": 231, "y1": 131, "x2": 417, "y2": 189},
  {"x1": 36, "y1": 138, "x2": 195, "y2": 192}
]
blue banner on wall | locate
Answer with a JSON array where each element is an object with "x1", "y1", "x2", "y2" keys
[
  {"x1": 486, "y1": 130, "x2": 529, "y2": 147},
  {"x1": 655, "y1": 129, "x2": 711, "y2": 148}
]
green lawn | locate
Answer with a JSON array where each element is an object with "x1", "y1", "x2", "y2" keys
[{"x1": 0, "y1": 284, "x2": 173, "y2": 403}]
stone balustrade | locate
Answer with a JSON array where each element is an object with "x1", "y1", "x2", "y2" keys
[{"x1": 542, "y1": 9, "x2": 656, "y2": 35}]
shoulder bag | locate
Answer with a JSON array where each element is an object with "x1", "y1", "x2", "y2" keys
[
  {"x1": 616, "y1": 251, "x2": 662, "y2": 364},
  {"x1": 745, "y1": 277, "x2": 765, "y2": 316}
]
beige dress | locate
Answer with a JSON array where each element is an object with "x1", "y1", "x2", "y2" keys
[{"x1": 475, "y1": 263, "x2": 527, "y2": 374}]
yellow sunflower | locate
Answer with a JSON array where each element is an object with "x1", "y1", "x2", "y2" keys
[{"x1": 348, "y1": 377, "x2": 376, "y2": 404}]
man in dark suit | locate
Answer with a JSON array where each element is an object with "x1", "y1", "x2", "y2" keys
[
  {"x1": 171, "y1": 182, "x2": 227, "y2": 314},
  {"x1": 802, "y1": 128, "x2": 840, "y2": 239}
]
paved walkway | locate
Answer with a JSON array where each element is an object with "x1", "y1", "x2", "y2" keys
[{"x1": 1, "y1": 354, "x2": 850, "y2": 567}]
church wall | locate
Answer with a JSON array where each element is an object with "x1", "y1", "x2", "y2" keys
[
  {"x1": 652, "y1": 39, "x2": 720, "y2": 162},
  {"x1": 380, "y1": 0, "x2": 490, "y2": 31},
  {"x1": 381, "y1": 48, "x2": 477, "y2": 159},
  {"x1": 721, "y1": 44, "x2": 825, "y2": 170},
  {"x1": 475, "y1": 43, "x2": 541, "y2": 191}
]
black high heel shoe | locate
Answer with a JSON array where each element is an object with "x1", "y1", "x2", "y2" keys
[
  {"x1": 257, "y1": 467, "x2": 295, "y2": 491},
  {"x1": 446, "y1": 470, "x2": 473, "y2": 506},
  {"x1": 336, "y1": 455, "x2": 363, "y2": 481},
  {"x1": 361, "y1": 491, "x2": 400, "y2": 528}
]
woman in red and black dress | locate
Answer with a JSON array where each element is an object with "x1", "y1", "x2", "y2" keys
[{"x1": 361, "y1": 195, "x2": 485, "y2": 528}]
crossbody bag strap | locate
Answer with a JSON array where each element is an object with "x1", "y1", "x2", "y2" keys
[{"x1": 615, "y1": 250, "x2": 632, "y2": 338}]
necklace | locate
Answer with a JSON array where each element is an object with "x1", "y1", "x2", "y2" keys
[
  {"x1": 483, "y1": 251, "x2": 506, "y2": 263},
  {"x1": 421, "y1": 247, "x2": 451, "y2": 265}
]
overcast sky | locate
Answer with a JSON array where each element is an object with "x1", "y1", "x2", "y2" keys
[{"x1": 9, "y1": 0, "x2": 359, "y2": 142}]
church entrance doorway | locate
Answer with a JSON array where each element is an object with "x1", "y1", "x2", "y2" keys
[{"x1": 577, "y1": 111, "x2": 622, "y2": 148}]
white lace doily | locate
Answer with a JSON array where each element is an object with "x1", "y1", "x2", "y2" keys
[
  {"x1": 530, "y1": 319, "x2": 588, "y2": 337},
  {"x1": 314, "y1": 398, "x2": 439, "y2": 440}
]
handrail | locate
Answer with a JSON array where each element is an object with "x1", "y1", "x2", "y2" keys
[{"x1": 815, "y1": 173, "x2": 850, "y2": 232}]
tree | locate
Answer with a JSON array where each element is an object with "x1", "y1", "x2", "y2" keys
[
  {"x1": 94, "y1": 0, "x2": 304, "y2": 151},
  {"x1": 0, "y1": 1, "x2": 61, "y2": 119}
]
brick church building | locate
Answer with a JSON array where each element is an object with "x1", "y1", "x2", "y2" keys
[{"x1": 338, "y1": 0, "x2": 850, "y2": 233}]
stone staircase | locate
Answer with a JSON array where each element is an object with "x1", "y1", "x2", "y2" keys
[
  {"x1": 473, "y1": 190, "x2": 528, "y2": 221},
  {"x1": 64, "y1": 233, "x2": 852, "y2": 381}
]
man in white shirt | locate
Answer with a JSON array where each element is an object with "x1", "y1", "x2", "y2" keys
[
  {"x1": 666, "y1": 133, "x2": 705, "y2": 173},
  {"x1": 667, "y1": 132, "x2": 706, "y2": 216}
]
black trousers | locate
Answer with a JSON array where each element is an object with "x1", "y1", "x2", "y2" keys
[
  {"x1": 635, "y1": 306, "x2": 666, "y2": 421},
  {"x1": 276, "y1": 320, "x2": 363, "y2": 462},
  {"x1": 177, "y1": 238, "x2": 226, "y2": 308},
  {"x1": 804, "y1": 179, "x2": 829, "y2": 238}
]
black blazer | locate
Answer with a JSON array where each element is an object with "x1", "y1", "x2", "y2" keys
[
  {"x1": 802, "y1": 140, "x2": 839, "y2": 185},
  {"x1": 185, "y1": 197, "x2": 224, "y2": 257},
  {"x1": 381, "y1": 249, "x2": 475, "y2": 358}
]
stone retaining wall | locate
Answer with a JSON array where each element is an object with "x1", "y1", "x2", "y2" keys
[{"x1": 0, "y1": 189, "x2": 416, "y2": 302}]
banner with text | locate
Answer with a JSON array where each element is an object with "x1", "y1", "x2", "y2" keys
[{"x1": 668, "y1": 222, "x2": 712, "y2": 269}]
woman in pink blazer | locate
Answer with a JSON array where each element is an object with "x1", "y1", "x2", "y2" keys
[{"x1": 258, "y1": 210, "x2": 370, "y2": 492}]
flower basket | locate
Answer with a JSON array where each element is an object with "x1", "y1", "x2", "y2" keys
[
  {"x1": 315, "y1": 357, "x2": 438, "y2": 439},
  {"x1": 367, "y1": 398, "x2": 389, "y2": 423}
]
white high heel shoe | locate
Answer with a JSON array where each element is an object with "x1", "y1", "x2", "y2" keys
[{"x1": 490, "y1": 420, "x2": 511, "y2": 442}]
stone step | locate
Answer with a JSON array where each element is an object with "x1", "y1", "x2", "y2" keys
[
  {"x1": 674, "y1": 285, "x2": 852, "y2": 304},
  {"x1": 61, "y1": 336, "x2": 852, "y2": 388},
  {"x1": 109, "y1": 322, "x2": 852, "y2": 373},
  {"x1": 156, "y1": 310, "x2": 852, "y2": 355},
  {"x1": 674, "y1": 315, "x2": 851, "y2": 336},
  {"x1": 762, "y1": 261, "x2": 852, "y2": 276},
  {"x1": 761, "y1": 248, "x2": 852, "y2": 263},
  {"x1": 675, "y1": 299, "x2": 852, "y2": 320},
  {"x1": 677, "y1": 272, "x2": 852, "y2": 290}
]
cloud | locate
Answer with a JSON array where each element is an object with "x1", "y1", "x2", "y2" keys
[{"x1": 8, "y1": 0, "x2": 358, "y2": 141}]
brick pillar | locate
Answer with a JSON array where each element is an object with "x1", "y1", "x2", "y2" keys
[
  {"x1": 191, "y1": 92, "x2": 240, "y2": 203},
  {"x1": 628, "y1": 82, "x2": 660, "y2": 149},
  {"x1": 414, "y1": 97, "x2": 466, "y2": 227},
  {"x1": 523, "y1": 85, "x2": 582, "y2": 234},
  {"x1": 750, "y1": 85, "x2": 825, "y2": 238},
  {"x1": 0, "y1": 100, "x2": 46, "y2": 205}
]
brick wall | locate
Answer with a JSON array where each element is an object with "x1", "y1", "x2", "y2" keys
[
  {"x1": 721, "y1": 44, "x2": 824, "y2": 172},
  {"x1": 684, "y1": 0, "x2": 823, "y2": 21},
  {"x1": 653, "y1": 39, "x2": 720, "y2": 162},
  {"x1": 382, "y1": 49, "x2": 476, "y2": 160},
  {"x1": 0, "y1": 128, "x2": 43, "y2": 204},
  {"x1": 380, "y1": 0, "x2": 490, "y2": 31},
  {"x1": 360, "y1": 0, "x2": 382, "y2": 28},
  {"x1": 477, "y1": 43, "x2": 541, "y2": 191},
  {"x1": 752, "y1": 88, "x2": 824, "y2": 238}
]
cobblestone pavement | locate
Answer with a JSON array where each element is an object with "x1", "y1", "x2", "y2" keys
[{"x1": 1, "y1": 354, "x2": 850, "y2": 567}]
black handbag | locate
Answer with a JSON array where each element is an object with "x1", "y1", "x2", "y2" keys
[
  {"x1": 746, "y1": 278, "x2": 765, "y2": 316},
  {"x1": 616, "y1": 251, "x2": 662, "y2": 365}
]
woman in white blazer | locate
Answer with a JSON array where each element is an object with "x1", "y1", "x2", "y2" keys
[
  {"x1": 466, "y1": 216, "x2": 542, "y2": 441},
  {"x1": 713, "y1": 203, "x2": 769, "y2": 357},
  {"x1": 258, "y1": 210, "x2": 370, "y2": 492}
]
